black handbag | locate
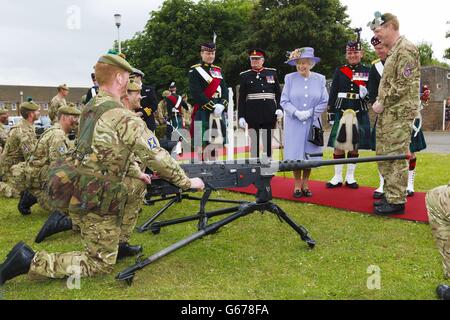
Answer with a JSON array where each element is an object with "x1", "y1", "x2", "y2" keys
[{"x1": 308, "y1": 117, "x2": 324, "y2": 146}]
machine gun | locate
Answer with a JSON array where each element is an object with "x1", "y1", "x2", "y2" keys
[{"x1": 117, "y1": 154, "x2": 408, "y2": 285}]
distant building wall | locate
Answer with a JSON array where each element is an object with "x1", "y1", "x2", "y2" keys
[{"x1": 0, "y1": 85, "x2": 89, "y2": 116}]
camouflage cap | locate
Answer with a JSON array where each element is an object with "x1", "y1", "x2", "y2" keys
[
  {"x1": 58, "y1": 104, "x2": 81, "y2": 116},
  {"x1": 0, "y1": 108, "x2": 9, "y2": 115},
  {"x1": 97, "y1": 54, "x2": 134, "y2": 73},
  {"x1": 20, "y1": 101, "x2": 40, "y2": 111},
  {"x1": 58, "y1": 84, "x2": 70, "y2": 91},
  {"x1": 127, "y1": 80, "x2": 142, "y2": 92},
  {"x1": 132, "y1": 67, "x2": 145, "y2": 78}
]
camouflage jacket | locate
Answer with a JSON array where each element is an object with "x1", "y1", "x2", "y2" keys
[
  {"x1": 0, "y1": 119, "x2": 37, "y2": 171},
  {"x1": 78, "y1": 90, "x2": 191, "y2": 190},
  {"x1": 377, "y1": 36, "x2": 420, "y2": 121},
  {"x1": 49, "y1": 95, "x2": 67, "y2": 123},
  {"x1": 0, "y1": 123, "x2": 9, "y2": 151},
  {"x1": 29, "y1": 123, "x2": 71, "y2": 169}
]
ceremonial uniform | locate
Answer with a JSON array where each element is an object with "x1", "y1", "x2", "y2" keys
[
  {"x1": 327, "y1": 63, "x2": 371, "y2": 150},
  {"x1": 188, "y1": 44, "x2": 229, "y2": 149},
  {"x1": 164, "y1": 92, "x2": 189, "y2": 140},
  {"x1": 25, "y1": 53, "x2": 192, "y2": 280},
  {"x1": 376, "y1": 36, "x2": 420, "y2": 206},
  {"x1": 0, "y1": 104, "x2": 38, "y2": 198},
  {"x1": 238, "y1": 64, "x2": 281, "y2": 158},
  {"x1": 138, "y1": 84, "x2": 158, "y2": 133}
]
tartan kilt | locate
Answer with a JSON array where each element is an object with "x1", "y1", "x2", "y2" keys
[
  {"x1": 410, "y1": 119, "x2": 427, "y2": 152},
  {"x1": 327, "y1": 110, "x2": 371, "y2": 150},
  {"x1": 193, "y1": 109, "x2": 227, "y2": 148}
]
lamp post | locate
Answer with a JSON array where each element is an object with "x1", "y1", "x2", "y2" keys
[
  {"x1": 19, "y1": 91, "x2": 23, "y2": 104},
  {"x1": 114, "y1": 14, "x2": 122, "y2": 54}
]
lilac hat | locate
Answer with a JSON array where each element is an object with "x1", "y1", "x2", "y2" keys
[{"x1": 285, "y1": 47, "x2": 321, "y2": 66}]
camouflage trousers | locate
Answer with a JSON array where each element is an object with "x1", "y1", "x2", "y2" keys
[
  {"x1": 426, "y1": 184, "x2": 450, "y2": 279},
  {"x1": 376, "y1": 116, "x2": 412, "y2": 204},
  {"x1": 0, "y1": 173, "x2": 20, "y2": 198},
  {"x1": 27, "y1": 177, "x2": 146, "y2": 279}
]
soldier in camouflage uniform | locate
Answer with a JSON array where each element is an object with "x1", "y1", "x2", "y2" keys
[
  {"x1": 49, "y1": 84, "x2": 69, "y2": 123},
  {"x1": 0, "y1": 102, "x2": 39, "y2": 198},
  {"x1": 426, "y1": 183, "x2": 450, "y2": 300},
  {"x1": 368, "y1": 13, "x2": 421, "y2": 215},
  {"x1": 0, "y1": 108, "x2": 10, "y2": 154},
  {"x1": 0, "y1": 54, "x2": 204, "y2": 285}
]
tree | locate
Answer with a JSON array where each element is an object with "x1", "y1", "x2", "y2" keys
[
  {"x1": 445, "y1": 21, "x2": 450, "y2": 60},
  {"x1": 417, "y1": 42, "x2": 449, "y2": 68}
]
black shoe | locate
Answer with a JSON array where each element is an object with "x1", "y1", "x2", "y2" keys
[
  {"x1": 302, "y1": 189, "x2": 313, "y2": 197},
  {"x1": 326, "y1": 182, "x2": 342, "y2": 188},
  {"x1": 407, "y1": 190, "x2": 414, "y2": 197},
  {"x1": 345, "y1": 181, "x2": 359, "y2": 189},
  {"x1": 374, "y1": 197, "x2": 387, "y2": 207},
  {"x1": 373, "y1": 191, "x2": 384, "y2": 199},
  {"x1": 18, "y1": 191, "x2": 38, "y2": 216},
  {"x1": 35, "y1": 211, "x2": 73, "y2": 243},
  {"x1": 293, "y1": 190, "x2": 303, "y2": 198},
  {"x1": 374, "y1": 203, "x2": 405, "y2": 215},
  {"x1": 0, "y1": 242, "x2": 35, "y2": 285},
  {"x1": 436, "y1": 284, "x2": 450, "y2": 300},
  {"x1": 117, "y1": 243, "x2": 143, "y2": 260}
]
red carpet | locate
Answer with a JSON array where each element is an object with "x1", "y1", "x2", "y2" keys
[
  {"x1": 177, "y1": 146, "x2": 250, "y2": 161},
  {"x1": 227, "y1": 176, "x2": 429, "y2": 223}
]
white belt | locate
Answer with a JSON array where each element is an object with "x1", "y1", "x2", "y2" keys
[
  {"x1": 338, "y1": 92, "x2": 360, "y2": 99},
  {"x1": 246, "y1": 93, "x2": 276, "y2": 101}
]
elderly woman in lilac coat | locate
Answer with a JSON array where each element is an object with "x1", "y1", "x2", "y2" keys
[{"x1": 281, "y1": 47, "x2": 328, "y2": 198}]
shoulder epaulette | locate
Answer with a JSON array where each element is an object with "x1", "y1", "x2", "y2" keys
[
  {"x1": 190, "y1": 64, "x2": 201, "y2": 69},
  {"x1": 239, "y1": 69, "x2": 252, "y2": 75},
  {"x1": 265, "y1": 67, "x2": 277, "y2": 71},
  {"x1": 371, "y1": 58, "x2": 381, "y2": 65},
  {"x1": 211, "y1": 64, "x2": 221, "y2": 69}
]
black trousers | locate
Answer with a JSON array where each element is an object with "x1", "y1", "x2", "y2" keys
[{"x1": 248, "y1": 122, "x2": 275, "y2": 158}]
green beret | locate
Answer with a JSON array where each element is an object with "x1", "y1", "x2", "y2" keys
[
  {"x1": 97, "y1": 54, "x2": 134, "y2": 73},
  {"x1": 127, "y1": 80, "x2": 142, "y2": 92},
  {"x1": 20, "y1": 101, "x2": 40, "y2": 111},
  {"x1": 0, "y1": 108, "x2": 9, "y2": 115},
  {"x1": 58, "y1": 105, "x2": 81, "y2": 116}
]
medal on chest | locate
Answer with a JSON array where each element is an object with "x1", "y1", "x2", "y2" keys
[
  {"x1": 266, "y1": 75, "x2": 275, "y2": 84},
  {"x1": 352, "y1": 72, "x2": 369, "y2": 82},
  {"x1": 210, "y1": 68, "x2": 223, "y2": 79}
]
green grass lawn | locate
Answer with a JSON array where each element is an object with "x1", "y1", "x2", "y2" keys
[{"x1": 0, "y1": 151, "x2": 449, "y2": 300}]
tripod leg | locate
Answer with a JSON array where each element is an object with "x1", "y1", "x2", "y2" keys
[
  {"x1": 136, "y1": 196, "x2": 180, "y2": 233},
  {"x1": 197, "y1": 189, "x2": 212, "y2": 230},
  {"x1": 268, "y1": 203, "x2": 316, "y2": 248}
]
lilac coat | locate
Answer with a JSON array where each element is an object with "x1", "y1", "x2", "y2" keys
[{"x1": 281, "y1": 72, "x2": 328, "y2": 160}]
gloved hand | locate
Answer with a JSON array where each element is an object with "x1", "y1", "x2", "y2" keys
[
  {"x1": 294, "y1": 109, "x2": 312, "y2": 122},
  {"x1": 372, "y1": 101, "x2": 384, "y2": 114},
  {"x1": 238, "y1": 117, "x2": 247, "y2": 128},
  {"x1": 190, "y1": 177, "x2": 205, "y2": 191},
  {"x1": 213, "y1": 104, "x2": 225, "y2": 116},
  {"x1": 171, "y1": 107, "x2": 179, "y2": 113},
  {"x1": 359, "y1": 85, "x2": 368, "y2": 99},
  {"x1": 275, "y1": 109, "x2": 284, "y2": 120},
  {"x1": 327, "y1": 112, "x2": 335, "y2": 125}
]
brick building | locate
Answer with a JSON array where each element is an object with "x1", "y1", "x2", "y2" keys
[{"x1": 0, "y1": 85, "x2": 89, "y2": 117}]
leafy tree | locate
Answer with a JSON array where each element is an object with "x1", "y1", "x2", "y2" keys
[{"x1": 418, "y1": 42, "x2": 449, "y2": 68}]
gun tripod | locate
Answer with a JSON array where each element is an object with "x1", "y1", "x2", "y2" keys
[{"x1": 117, "y1": 175, "x2": 316, "y2": 285}]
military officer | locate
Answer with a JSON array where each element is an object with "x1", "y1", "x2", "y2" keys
[
  {"x1": 0, "y1": 108, "x2": 10, "y2": 154},
  {"x1": 164, "y1": 87, "x2": 189, "y2": 140},
  {"x1": 426, "y1": 183, "x2": 450, "y2": 300},
  {"x1": 188, "y1": 42, "x2": 229, "y2": 160},
  {"x1": 131, "y1": 68, "x2": 159, "y2": 133},
  {"x1": 0, "y1": 53, "x2": 204, "y2": 285},
  {"x1": 238, "y1": 48, "x2": 282, "y2": 159},
  {"x1": 369, "y1": 12, "x2": 421, "y2": 215},
  {"x1": 0, "y1": 101, "x2": 39, "y2": 198},
  {"x1": 326, "y1": 29, "x2": 371, "y2": 189},
  {"x1": 49, "y1": 84, "x2": 69, "y2": 123}
]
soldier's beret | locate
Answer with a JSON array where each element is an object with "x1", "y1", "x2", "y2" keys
[
  {"x1": 58, "y1": 105, "x2": 81, "y2": 116},
  {"x1": 248, "y1": 48, "x2": 266, "y2": 58},
  {"x1": 97, "y1": 54, "x2": 134, "y2": 73},
  {"x1": 127, "y1": 80, "x2": 142, "y2": 92},
  {"x1": 132, "y1": 68, "x2": 145, "y2": 78},
  {"x1": 58, "y1": 84, "x2": 70, "y2": 91},
  {"x1": 367, "y1": 12, "x2": 397, "y2": 31},
  {"x1": 0, "y1": 108, "x2": 9, "y2": 115},
  {"x1": 200, "y1": 42, "x2": 216, "y2": 52},
  {"x1": 20, "y1": 101, "x2": 40, "y2": 111}
]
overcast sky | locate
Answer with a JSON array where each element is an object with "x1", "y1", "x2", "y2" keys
[{"x1": 1, "y1": 0, "x2": 449, "y2": 87}]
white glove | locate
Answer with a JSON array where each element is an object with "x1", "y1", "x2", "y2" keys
[
  {"x1": 238, "y1": 117, "x2": 247, "y2": 128},
  {"x1": 275, "y1": 109, "x2": 283, "y2": 120},
  {"x1": 372, "y1": 101, "x2": 384, "y2": 114},
  {"x1": 359, "y1": 85, "x2": 368, "y2": 99},
  {"x1": 189, "y1": 177, "x2": 205, "y2": 191},
  {"x1": 294, "y1": 109, "x2": 313, "y2": 122},
  {"x1": 213, "y1": 104, "x2": 225, "y2": 116},
  {"x1": 171, "y1": 107, "x2": 179, "y2": 113}
]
